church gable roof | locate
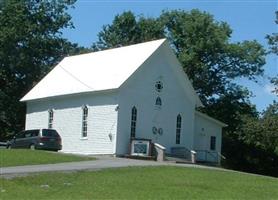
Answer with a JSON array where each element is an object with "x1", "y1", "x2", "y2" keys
[{"x1": 21, "y1": 39, "x2": 166, "y2": 101}]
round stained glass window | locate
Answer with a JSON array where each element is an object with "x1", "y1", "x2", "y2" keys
[{"x1": 155, "y1": 81, "x2": 163, "y2": 92}]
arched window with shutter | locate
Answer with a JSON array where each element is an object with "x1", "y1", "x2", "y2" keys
[
  {"x1": 48, "y1": 109, "x2": 54, "y2": 129},
  {"x1": 176, "y1": 114, "x2": 182, "y2": 144},
  {"x1": 155, "y1": 97, "x2": 162, "y2": 107},
  {"x1": 82, "y1": 105, "x2": 88, "y2": 138},
  {"x1": 130, "y1": 106, "x2": 137, "y2": 138}
]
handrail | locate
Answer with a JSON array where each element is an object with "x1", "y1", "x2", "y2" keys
[
  {"x1": 169, "y1": 148, "x2": 226, "y2": 163},
  {"x1": 207, "y1": 151, "x2": 218, "y2": 161},
  {"x1": 195, "y1": 150, "x2": 226, "y2": 163},
  {"x1": 217, "y1": 152, "x2": 226, "y2": 160},
  {"x1": 170, "y1": 146, "x2": 191, "y2": 159}
]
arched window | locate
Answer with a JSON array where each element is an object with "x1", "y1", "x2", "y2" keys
[
  {"x1": 155, "y1": 97, "x2": 162, "y2": 107},
  {"x1": 130, "y1": 106, "x2": 137, "y2": 138},
  {"x1": 48, "y1": 109, "x2": 54, "y2": 129},
  {"x1": 82, "y1": 105, "x2": 88, "y2": 138},
  {"x1": 176, "y1": 114, "x2": 182, "y2": 144}
]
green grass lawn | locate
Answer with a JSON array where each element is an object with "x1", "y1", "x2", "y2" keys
[
  {"x1": 0, "y1": 149, "x2": 95, "y2": 167},
  {"x1": 0, "y1": 166, "x2": 277, "y2": 199}
]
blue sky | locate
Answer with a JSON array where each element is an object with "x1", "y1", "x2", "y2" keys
[{"x1": 62, "y1": 0, "x2": 278, "y2": 112}]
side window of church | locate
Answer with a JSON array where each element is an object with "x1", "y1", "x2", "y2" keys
[
  {"x1": 176, "y1": 114, "x2": 182, "y2": 144},
  {"x1": 210, "y1": 136, "x2": 216, "y2": 151},
  {"x1": 82, "y1": 105, "x2": 88, "y2": 138},
  {"x1": 130, "y1": 106, "x2": 137, "y2": 138},
  {"x1": 48, "y1": 109, "x2": 54, "y2": 129}
]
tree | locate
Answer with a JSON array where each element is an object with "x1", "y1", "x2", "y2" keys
[
  {"x1": 161, "y1": 10, "x2": 266, "y2": 103},
  {"x1": 236, "y1": 102, "x2": 278, "y2": 176},
  {"x1": 92, "y1": 11, "x2": 165, "y2": 51},
  {"x1": 0, "y1": 0, "x2": 84, "y2": 140}
]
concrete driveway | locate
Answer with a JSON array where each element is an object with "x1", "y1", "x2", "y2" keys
[{"x1": 0, "y1": 156, "x2": 223, "y2": 179}]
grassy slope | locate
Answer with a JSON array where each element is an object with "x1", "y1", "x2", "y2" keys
[
  {"x1": 0, "y1": 149, "x2": 95, "y2": 167},
  {"x1": 1, "y1": 166, "x2": 277, "y2": 199}
]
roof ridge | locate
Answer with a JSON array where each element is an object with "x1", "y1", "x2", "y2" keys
[{"x1": 65, "y1": 38, "x2": 166, "y2": 59}]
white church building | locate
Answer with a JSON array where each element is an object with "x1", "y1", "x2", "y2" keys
[{"x1": 21, "y1": 39, "x2": 227, "y2": 162}]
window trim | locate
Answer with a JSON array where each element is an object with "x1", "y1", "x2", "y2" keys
[
  {"x1": 81, "y1": 105, "x2": 88, "y2": 138},
  {"x1": 176, "y1": 114, "x2": 182, "y2": 144},
  {"x1": 130, "y1": 106, "x2": 137, "y2": 138}
]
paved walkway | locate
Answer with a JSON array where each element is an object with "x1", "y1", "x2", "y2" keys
[{"x1": 0, "y1": 156, "x2": 223, "y2": 179}]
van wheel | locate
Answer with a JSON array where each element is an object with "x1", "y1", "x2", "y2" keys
[{"x1": 30, "y1": 144, "x2": 35, "y2": 150}]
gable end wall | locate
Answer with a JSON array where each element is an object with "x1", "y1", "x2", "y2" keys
[{"x1": 116, "y1": 42, "x2": 196, "y2": 155}]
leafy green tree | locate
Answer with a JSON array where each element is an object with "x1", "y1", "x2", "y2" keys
[
  {"x1": 92, "y1": 11, "x2": 165, "y2": 51},
  {"x1": 0, "y1": 0, "x2": 84, "y2": 140},
  {"x1": 161, "y1": 10, "x2": 266, "y2": 103},
  {"x1": 236, "y1": 102, "x2": 278, "y2": 176}
]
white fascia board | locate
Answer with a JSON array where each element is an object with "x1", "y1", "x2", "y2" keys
[{"x1": 21, "y1": 88, "x2": 119, "y2": 103}]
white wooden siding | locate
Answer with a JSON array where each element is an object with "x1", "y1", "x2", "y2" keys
[{"x1": 25, "y1": 91, "x2": 118, "y2": 155}]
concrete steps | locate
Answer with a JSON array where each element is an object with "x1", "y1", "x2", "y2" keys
[
  {"x1": 124, "y1": 154, "x2": 156, "y2": 161},
  {"x1": 165, "y1": 156, "x2": 192, "y2": 164}
]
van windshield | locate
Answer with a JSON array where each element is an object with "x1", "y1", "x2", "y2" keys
[{"x1": 42, "y1": 129, "x2": 59, "y2": 137}]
